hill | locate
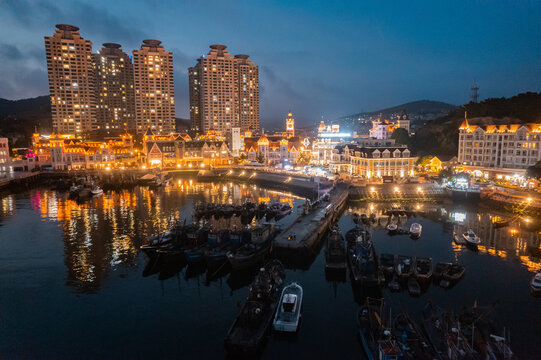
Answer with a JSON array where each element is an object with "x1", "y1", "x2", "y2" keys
[
  {"x1": 342, "y1": 100, "x2": 457, "y2": 122},
  {"x1": 410, "y1": 92, "x2": 541, "y2": 157},
  {"x1": 0, "y1": 96, "x2": 51, "y2": 146}
]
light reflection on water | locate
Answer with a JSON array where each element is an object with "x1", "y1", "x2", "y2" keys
[
  {"x1": 0, "y1": 181, "x2": 303, "y2": 293},
  {"x1": 347, "y1": 202, "x2": 541, "y2": 274},
  {"x1": 1, "y1": 183, "x2": 541, "y2": 358}
]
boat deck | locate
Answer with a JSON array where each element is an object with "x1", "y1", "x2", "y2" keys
[{"x1": 273, "y1": 183, "x2": 349, "y2": 250}]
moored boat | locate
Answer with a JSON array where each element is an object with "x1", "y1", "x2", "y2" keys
[
  {"x1": 347, "y1": 227, "x2": 382, "y2": 286},
  {"x1": 388, "y1": 274, "x2": 401, "y2": 292},
  {"x1": 90, "y1": 186, "x2": 103, "y2": 196},
  {"x1": 395, "y1": 255, "x2": 413, "y2": 280},
  {"x1": 273, "y1": 282, "x2": 303, "y2": 333},
  {"x1": 379, "y1": 253, "x2": 395, "y2": 279},
  {"x1": 325, "y1": 227, "x2": 347, "y2": 272},
  {"x1": 433, "y1": 262, "x2": 452, "y2": 280},
  {"x1": 409, "y1": 223, "x2": 422, "y2": 238},
  {"x1": 387, "y1": 223, "x2": 398, "y2": 234},
  {"x1": 462, "y1": 229, "x2": 481, "y2": 246},
  {"x1": 392, "y1": 311, "x2": 436, "y2": 359},
  {"x1": 224, "y1": 260, "x2": 285, "y2": 354},
  {"x1": 357, "y1": 297, "x2": 385, "y2": 359},
  {"x1": 413, "y1": 257, "x2": 433, "y2": 282},
  {"x1": 531, "y1": 272, "x2": 541, "y2": 295},
  {"x1": 407, "y1": 277, "x2": 421, "y2": 296},
  {"x1": 443, "y1": 263, "x2": 465, "y2": 282}
]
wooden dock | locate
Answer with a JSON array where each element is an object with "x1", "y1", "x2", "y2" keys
[{"x1": 273, "y1": 183, "x2": 349, "y2": 251}]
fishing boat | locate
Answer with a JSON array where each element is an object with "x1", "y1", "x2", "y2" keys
[
  {"x1": 433, "y1": 262, "x2": 452, "y2": 280},
  {"x1": 462, "y1": 229, "x2": 481, "y2": 246},
  {"x1": 443, "y1": 263, "x2": 465, "y2": 282},
  {"x1": 347, "y1": 227, "x2": 382, "y2": 286},
  {"x1": 357, "y1": 298, "x2": 385, "y2": 359},
  {"x1": 531, "y1": 272, "x2": 541, "y2": 295},
  {"x1": 388, "y1": 274, "x2": 401, "y2": 292},
  {"x1": 395, "y1": 255, "x2": 413, "y2": 280},
  {"x1": 224, "y1": 260, "x2": 285, "y2": 354},
  {"x1": 273, "y1": 282, "x2": 303, "y2": 333},
  {"x1": 387, "y1": 223, "x2": 398, "y2": 234},
  {"x1": 392, "y1": 311, "x2": 436, "y2": 359},
  {"x1": 407, "y1": 277, "x2": 421, "y2": 296},
  {"x1": 409, "y1": 223, "x2": 422, "y2": 238},
  {"x1": 325, "y1": 227, "x2": 347, "y2": 272},
  {"x1": 227, "y1": 225, "x2": 273, "y2": 271},
  {"x1": 413, "y1": 257, "x2": 433, "y2": 282},
  {"x1": 379, "y1": 253, "x2": 395, "y2": 279}
]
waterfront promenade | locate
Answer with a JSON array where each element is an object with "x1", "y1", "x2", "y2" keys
[{"x1": 273, "y1": 182, "x2": 349, "y2": 251}]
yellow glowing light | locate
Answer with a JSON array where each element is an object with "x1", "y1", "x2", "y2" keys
[
  {"x1": 177, "y1": 164, "x2": 181, "y2": 168},
  {"x1": 394, "y1": 186, "x2": 399, "y2": 192},
  {"x1": 417, "y1": 187, "x2": 421, "y2": 192},
  {"x1": 105, "y1": 166, "x2": 111, "y2": 171},
  {"x1": 141, "y1": 165, "x2": 146, "y2": 169},
  {"x1": 200, "y1": 163, "x2": 205, "y2": 168},
  {"x1": 370, "y1": 187, "x2": 375, "y2": 192},
  {"x1": 241, "y1": 171, "x2": 245, "y2": 175},
  {"x1": 188, "y1": 163, "x2": 192, "y2": 168},
  {"x1": 526, "y1": 197, "x2": 532, "y2": 202}
]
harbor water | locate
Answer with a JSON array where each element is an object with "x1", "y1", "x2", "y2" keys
[{"x1": 0, "y1": 180, "x2": 540, "y2": 359}]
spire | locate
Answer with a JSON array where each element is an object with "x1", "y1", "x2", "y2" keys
[{"x1": 459, "y1": 111, "x2": 470, "y2": 130}]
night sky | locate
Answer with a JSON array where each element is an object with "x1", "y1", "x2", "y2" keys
[{"x1": 1, "y1": 0, "x2": 540, "y2": 126}]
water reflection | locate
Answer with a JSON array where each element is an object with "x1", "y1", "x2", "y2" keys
[
  {"x1": 347, "y1": 202, "x2": 541, "y2": 274},
  {"x1": 11, "y1": 181, "x2": 301, "y2": 292}
]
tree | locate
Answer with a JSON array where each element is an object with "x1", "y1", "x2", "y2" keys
[
  {"x1": 526, "y1": 160, "x2": 541, "y2": 179},
  {"x1": 416, "y1": 155, "x2": 433, "y2": 166},
  {"x1": 257, "y1": 153, "x2": 264, "y2": 164},
  {"x1": 297, "y1": 152, "x2": 311, "y2": 165},
  {"x1": 390, "y1": 127, "x2": 409, "y2": 145},
  {"x1": 439, "y1": 168, "x2": 453, "y2": 179}
]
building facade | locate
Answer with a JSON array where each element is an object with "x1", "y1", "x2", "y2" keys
[
  {"x1": 45, "y1": 24, "x2": 96, "y2": 134},
  {"x1": 142, "y1": 129, "x2": 231, "y2": 168},
  {"x1": 331, "y1": 145, "x2": 416, "y2": 178},
  {"x1": 133, "y1": 40, "x2": 175, "y2": 134},
  {"x1": 0, "y1": 137, "x2": 9, "y2": 172},
  {"x1": 189, "y1": 45, "x2": 259, "y2": 134},
  {"x1": 94, "y1": 43, "x2": 136, "y2": 135},
  {"x1": 33, "y1": 133, "x2": 134, "y2": 170},
  {"x1": 457, "y1": 118, "x2": 541, "y2": 177}
]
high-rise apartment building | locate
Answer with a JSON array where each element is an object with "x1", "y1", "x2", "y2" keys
[
  {"x1": 235, "y1": 54, "x2": 259, "y2": 132},
  {"x1": 45, "y1": 24, "x2": 96, "y2": 134},
  {"x1": 133, "y1": 40, "x2": 175, "y2": 134},
  {"x1": 189, "y1": 45, "x2": 259, "y2": 134},
  {"x1": 94, "y1": 43, "x2": 135, "y2": 135}
]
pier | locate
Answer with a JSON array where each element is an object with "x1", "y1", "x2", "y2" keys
[{"x1": 273, "y1": 182, "x2": 349, "y2": 251}]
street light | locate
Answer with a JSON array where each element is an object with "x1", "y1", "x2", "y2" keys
[{"x1": 394, "y1": 186, "x2": 399, "y2": 192}]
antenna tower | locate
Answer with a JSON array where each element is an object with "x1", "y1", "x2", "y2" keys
[{"x1": 470, "y1": 83, "x2": 479, "y2": 103}]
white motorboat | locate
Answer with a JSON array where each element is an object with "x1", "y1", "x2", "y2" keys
[
  {"x1": 91, "y1": 186, "x2": 103, "y2": 196},
  {"x1": 531, "y1": 272, "x2": 541, "y2": 295},
  {"x1": 387, "y1": 224, "x2": 398, "y2": 233},
  {"x1": 409, "y1": 223, "x2": 422, "y2": 238},
  {"x1": 462, "y1": 229, "x2": 481, "y2": 246},
  {"x1": 273, "y1": 282, "x2": 303, "y2": 333}
]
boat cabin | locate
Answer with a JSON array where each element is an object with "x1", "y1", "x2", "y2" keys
[{"x1": 282, "y1": 293, "x2": 298, "y2": 313}]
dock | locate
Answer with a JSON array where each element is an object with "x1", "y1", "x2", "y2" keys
[{"x1": 273, "y1": 182, "x2": 349, "y2": 251}]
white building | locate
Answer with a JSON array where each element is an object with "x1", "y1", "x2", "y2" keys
[
  {"x1": 457, "y1": 117, "x2": 541, "y2": 178},
  {"x1": 227, "y1": 127, "x2": 242, "y2": 157}
]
